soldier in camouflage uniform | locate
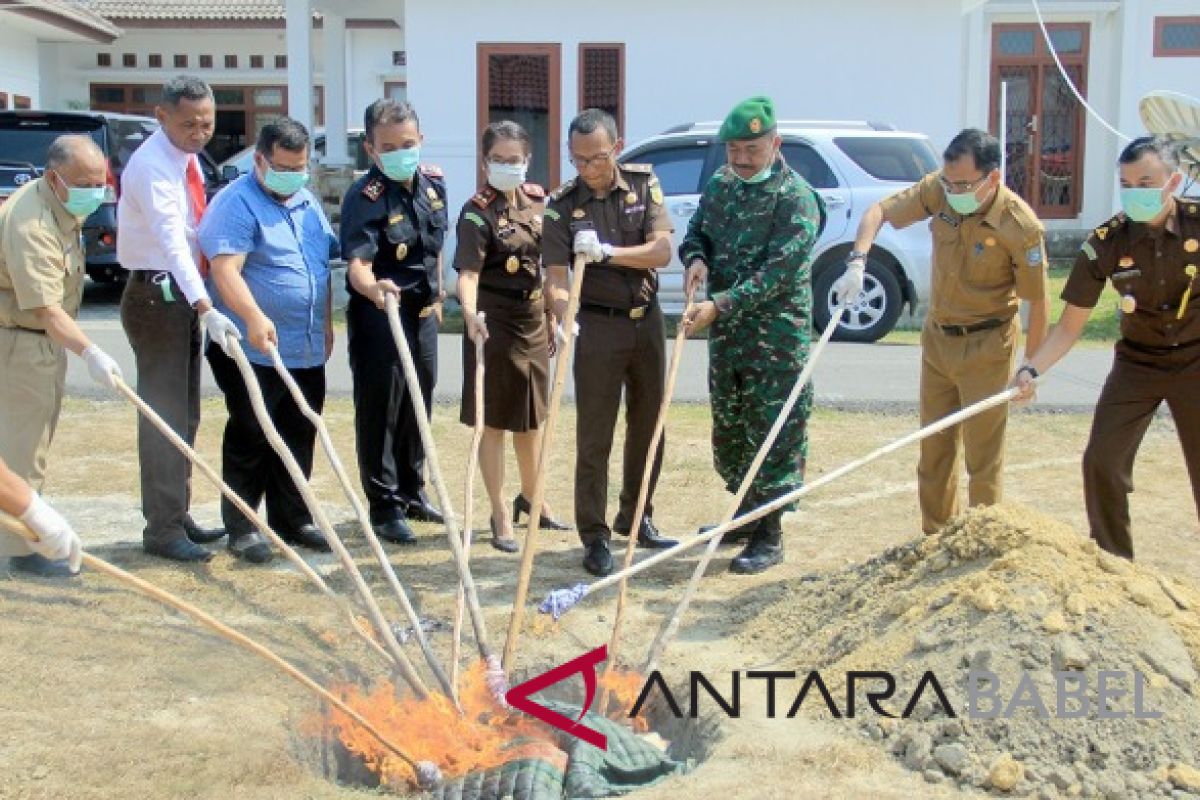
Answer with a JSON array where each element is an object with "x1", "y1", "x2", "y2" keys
[{"x1": 681, "y1": 96, "x2": 824, "y2": 574}]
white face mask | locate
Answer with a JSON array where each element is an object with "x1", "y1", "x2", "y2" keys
[{"x1": 487, "y1": 161, "x2": 527, "y2": 193}]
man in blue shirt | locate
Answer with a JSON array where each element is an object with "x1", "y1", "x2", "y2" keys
[{"x1": 198, "y1": 117, "x2": 337, "y2": 563}]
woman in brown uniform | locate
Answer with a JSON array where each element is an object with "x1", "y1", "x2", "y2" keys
[{"x1": 454, "y1": 121, "x2": 568, "y2": 552}]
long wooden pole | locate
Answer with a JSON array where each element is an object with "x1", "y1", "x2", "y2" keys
[
  {"x1": 451, "y1": 318, "x2": 486, "y2": 692},
  {"x1": 502, "y1": 253, "x2": 587, "y2": 670},
  {"x1": 265, "y1": 345, "x2": 456, "y2": 705},
  {"x1": 226, "y1": 340, "x2": 431, "y2": 700}
]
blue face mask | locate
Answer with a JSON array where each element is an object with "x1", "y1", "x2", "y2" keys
[
  {"x1": 54, "y1": 173, "x2": 107, "y2": 219},
  {"x1": 1119, "y1": 187, "x2": 1167, "y2": 223},
  {"x1": 378, "y1": 146, "x2": 420, "y2": 181},
  {"x1": 263, "y1": 166, "x2": 309, "y2": 197}
]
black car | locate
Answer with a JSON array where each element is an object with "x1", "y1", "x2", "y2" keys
[{"x1": 0, "y1": 110, "x2": 223, "y2": 284}]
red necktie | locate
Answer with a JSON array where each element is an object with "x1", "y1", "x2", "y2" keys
[{"x1": 185, "y1": 157, "x2": 209, "y2": 277}]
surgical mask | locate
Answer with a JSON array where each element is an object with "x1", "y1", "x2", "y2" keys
[
  {"x1": 378, "y1": 146, "x2": 420, "y2": 181},
  {"x1": 54, "y1": 174, "x2": 107, "y2": 219},
  {"x1": 738, "y1": 153, "x2": 776, "y2": 185},
  {"x1": 945, "y1": 188, "x2": 984, "y2": 216},
  {"x1": 487, "y1": 161, "x2": 527, "y2": 193},
  {"x1": 263, "y1": 167, "x2": 309, "y2": 197},
  {"x1": 1119, "y1": 187, "x2": 1167, "y2": 223}
]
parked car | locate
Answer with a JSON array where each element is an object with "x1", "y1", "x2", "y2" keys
[
  {"x1": 218, "y1": 127, "x2": 369, "y2": 180},
  {"x1": 0, "y1": 110, "x2": 224, "y2": 284},
  {"x1": 622, "y1": 120, "x2": 939, "y2": 341}
]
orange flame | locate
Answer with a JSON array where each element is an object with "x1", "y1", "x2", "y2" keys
[{"x1": 599, "y1": 667, "x2": 650, "y2": 732}]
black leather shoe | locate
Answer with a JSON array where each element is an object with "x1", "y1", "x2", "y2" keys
[
  {"x1": 582, "y1": 540, "x2": 613, "y2": 577},
  {"x1": 228, "y1": 532, "x2": 274, "y2": 564},
  {"x1": 489, "y1": 518, "x2": 520, "y2": 553},
  {"x1": 284, "y1": 523, "x2": 331, "y2": 552},
  {"x1": 374, "y1": 518, "x2": 417, "y2": 545},
  {"x1": 9, "y1": 553, "x2": 79, "y2": 578},
  {"x1": 615, "y1": 518, "x2": 678, "y2": 549},
  {"x1": 512, "y1": 493, "x2": 571, "y2": 531},
  {"x1": 405, "y1": 495, "x2": 444, "y2": 525},
  {"x1": 730, "y1": 512, "x2": 784, "y2": 574},
  {"x1": 184, "y1": 517, "x2": 226, "y2": 544},
  {"x1": 698, "y1": 520, "x2": 758, "y2": 546},
  {"x1": 145, "y1": 537, "x2": 215, "y2": 563}
]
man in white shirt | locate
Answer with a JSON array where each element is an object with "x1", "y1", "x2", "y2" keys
[{"x1": 118, "y1": 75, "x2": 239, "y2": 562}]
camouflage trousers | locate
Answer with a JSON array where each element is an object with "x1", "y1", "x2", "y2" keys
[{"x1": 708, "y1": 351, "x2": 811, "y2": 510}]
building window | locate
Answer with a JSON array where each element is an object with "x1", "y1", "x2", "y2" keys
[
  {"x1": 478, "y1": 43, "x2": 561, "y2": 189},
  {"x1": 14, "y1": 95, "x2": 31, "y2": 109},
  {"x1": 200, "y1": 54, "x2": 213, "y2": 69},
  {"x1": 122, "y1": 53, "x2": 136, "y2": 68},
  {"x1": 384, "y1": 81, "x2": 407, "y2": 102},
  {"x1": 149, "y1": 54, "x2": 162, "y2": 68},
  {"x1": 1155, "y1": 16, "x2": 1200, "y2": 57},
  {"x1": 97, "y1": 53, "x2": 111, "y2": 67},
  {"x1": 174, "y1": 54, "x2": 188, "y2": 69},
  {"x1": 250, "y1": 55, "x2": 264, "y2": 69},
  {"x1": 578, "y1": 43, "x2": 625, "y2": 134},
  {"x1": 225, "y1": 55, "x2": 238, "y2": 69},
  {"x1": 392, "y1": 50, "x2": 406, "y2": 66},
  {"x1": 275, "y1": 54, "x2": 287, "y2": 69},
  {"x1": 0, "y1": 93, "x2": 8, "y2": 110}
]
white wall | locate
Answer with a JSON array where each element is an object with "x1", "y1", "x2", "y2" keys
[
  {"x1": 346, "y1": 27, "x2": 405, "y2": 126},
  {"x1": 0, "y1": 24, "x2": 44, "y2": 106},
  {"x1": 406, "y1": 0, "x2": 965, "y2": 214},
  {"x1": 1119, "y1": 0, "x2": 1200, "y2": 135}
]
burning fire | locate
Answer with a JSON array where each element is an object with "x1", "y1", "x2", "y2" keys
[{"x1": 599, "y1": 667, "x2": 650, "y2": 733}]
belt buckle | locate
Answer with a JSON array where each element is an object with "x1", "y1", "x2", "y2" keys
[
  {"x1": 629, "y1": 306, "x2": 646, "y2": 320},
  {"x1": 419, "y1": 305, "x2": 434, "y2": 319},
  {"x1": 529, "y1": 288, "x2": 543, "y2": 301}
]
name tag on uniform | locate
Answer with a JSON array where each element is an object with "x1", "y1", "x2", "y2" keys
[
  {"x1": 624, "y1": 203, "x2": 646, "y2": 215},
  {"x1": 937, "y1": 211, "x2": 960, "y2": 228}
]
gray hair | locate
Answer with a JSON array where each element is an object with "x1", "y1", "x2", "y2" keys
[
  {"x1": 46, "y1": 134, "x2": 105, "y2": 171},
  {"x1": 162, "y1": 75, "x2": 214, "y2": 107}
]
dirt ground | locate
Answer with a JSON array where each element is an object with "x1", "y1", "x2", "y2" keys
[{"x1": 0, "y1": 398, "x2": 1195, "y2": 800}]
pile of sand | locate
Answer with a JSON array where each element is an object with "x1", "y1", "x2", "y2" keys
[{"x1": 734, "y1": 506, "x2": 1200, "y2": 799}]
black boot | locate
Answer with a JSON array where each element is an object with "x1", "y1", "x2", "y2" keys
[
  {"x1": 729, "y1": 510, "x2": 783, "y2": 574},
  {"x1": 698, "y1": 493, "x2": 759, "y2": 545}
]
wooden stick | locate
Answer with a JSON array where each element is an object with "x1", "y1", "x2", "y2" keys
[
  {"x1": 452, "y1": 316, "x2": 486, "y2": 693},
  {"x1": 110, "y1": 376, "x2": 393, "y2": 667},
  {"x1": 502, "y1": 253, "x2": 588, "y2": 670},
  {"x1": 226, "y1": 340, "x2": 431, "y2": 700},
  {"x1": 642, "y1": 305, "x2": 846, "y2": 673},
  {"x1": 383, "y1": 295, "x2": 497, "y2": 672},
  {"x1": 266, "y1": 345, "x2": 458, "y2": 707},
  {"x1": 0, "y1": 514, "x2": 439, "y2": 787},
  {"x1": 599, "y1": 289, "x2": 694, "y2": 710}
]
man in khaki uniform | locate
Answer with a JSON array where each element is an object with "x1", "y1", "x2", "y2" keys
[
  {"x1": 835, "y1": 128, "x2": 1050, "y2": 533},
  {"x1": 0, "y1": 134, "x2": 122, "y2": 577}
]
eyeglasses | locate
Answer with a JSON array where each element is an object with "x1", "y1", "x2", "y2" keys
[
  {"x1": 938, "y1": 173, "x2": 987, "y2": 194},
  {"x1": 568, "y1": 146, "x2": 617, "y2": 169},
  {"x1": 265, "y1": 159, "x2": 307, "y2": 174}
]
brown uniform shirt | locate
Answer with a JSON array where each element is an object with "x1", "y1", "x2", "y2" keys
[
  {"x1": 880, "y1": 172, "x2": 1047, "y2": 327},
  {"x1": 542, "y1": 163, "x2": 673, "y2": 309},
  {"x1": 453, "y1": 182, "x2": 545, "y2": 292},
  {"x1": 1061, "y1": 200, "x2": 1200, "y2": 349},
  {"x1": 0, "y1": 177, "x2": 85, "y2": 330}
]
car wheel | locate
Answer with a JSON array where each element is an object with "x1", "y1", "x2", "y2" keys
[{"x1": 813, "y1": 257, "x2": 903, "y2": 343}]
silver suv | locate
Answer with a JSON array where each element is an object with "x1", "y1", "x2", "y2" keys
[{"x1": 621, "y1": 120, "x2": 939, "y2": 341}]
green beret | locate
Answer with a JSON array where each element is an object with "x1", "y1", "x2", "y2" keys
[{"x1": 719, "y1": 96, "x2": 776, "y2": 141}]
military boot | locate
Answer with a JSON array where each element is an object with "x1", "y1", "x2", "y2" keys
[
  {"x1": 729, "y1": 509, "x2": 783, "y2": 574},
  {"x1": 697, "y1": 493, "x2": 759, "y2": 545}
]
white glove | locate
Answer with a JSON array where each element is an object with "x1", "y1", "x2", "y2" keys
[
  {"x1": 832, "y1": 262, "x2": 866, "y2": 307},
  {"x1": 573, "y1": 230, "x2": 605, "y2": 263},
  {"x1": 555, "y1": 321, "x2": 581, "y2": 347},
  {"x1": 200, "y1": 308, "x2": 242, "y2": 355},
  {"x1": 82, "y1": 343, "x2": 122, "y2": 391},
  {"x1": 20, "y1": 492, "x2": 82, "y2": 572}
]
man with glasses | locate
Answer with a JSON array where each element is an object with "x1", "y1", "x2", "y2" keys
[
  {"x1": 835, "y1": 128, "x2": 1050, "y2": 534},
  {"x1": 543, "y1": 108, "x2": 678, "y2": 577},
  {"x1": 198, "y1": 117, "x2": 337, "y2": 563},
  {"x1": 0, "y1": 134, "x2": 123, "y2": 577}
]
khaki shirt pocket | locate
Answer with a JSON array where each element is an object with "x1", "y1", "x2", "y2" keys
[{"x1": 966, "y1": 239, "x2": 1013, "y2": 291}]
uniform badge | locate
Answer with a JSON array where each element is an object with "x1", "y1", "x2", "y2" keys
[
  {"x1": 498, "y1": 216, "x2": 508, "y2": 229},
  {"x1": 1120, "y1": 295, "x2": 1136, "y2": 314},
  {"x1": 1190, "y1": 205, "x2": 1198, "y2": 215},
  {"x1": 572, "y1": 209, "x2": 586, "y2": 219},
  {"x1": 505, "y1": 255, "x2": 520, "y2": 274},
  {"x1": 426, "y1": 187, "x2": 438, "y2": 200},
  {"x1": 389, "y1": 213, "x2": 406, "y2": 225},
  {"x1": 1186, "y1": 239, "x2": 1199, "y2": 253},
  {"x1": 749, "y1": 117, "x2": 762, "y2": 134},
  {"x1": 544, "y1": 208, "x2": 561, "y2": 222},
  {"x1": 650, "y1": 186, "x2": 664, "y2": 205},
  {"x1": 1118, "y1": 256, "x2": 1134, "y2": 268},
  {"x1": 1026, "y1": 246, "x2": 1042, "y2": 267},
  {"x1": 985, "y1": 237, "x2": 996, "y2": 247},
  {"x1": 1180, "y1": 265, "x2": 1198, "y2": 319},
  {"x1": 973, "y1": 242, "x2": 984, "y2": 257},
  {"x1": 464, "y1": 211, "x2": 487, "y2": 228},
  {"x1": 362, "y1": 178, "x2": 385, "y2": 201},
  {"x1": 625, "y1": 191, "x2": 637, "y2": 205},
  {"x1": 396, "y1": 242, "x2": 408, "y2": 260},
  {"x1": 1095, "y1": 226, "x2": 1107, "y2": 241}
]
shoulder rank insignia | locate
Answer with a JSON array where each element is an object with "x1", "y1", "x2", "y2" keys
[
  {"x1": 620, "y1": 162, "x2": 652, "y2": 174},
  {"x1": 418, "y1": 163, "x2": 444, "y2": 179},
  {"x1": 522, "y1": 182, "x2": 545, "y2": 199},
  {"x1": 361, "y1": 177, "x2": 385, "y2": 202},
  {"x1": 650, "y1": 185, "x2": 664, "y2": 205},
  {"x1": 471, "y1": 186, "x2": 498, "y2": 209},
  {"x1": 1026, "y1": 245, "x2": 1043, "y2": 267},
  {"x1": 1095, "y1": 225, "x2": 1108, "y2": 241}
]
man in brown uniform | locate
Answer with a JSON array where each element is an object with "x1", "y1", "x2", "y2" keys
[
  {"x1": 1013, "y1": 136, "x2": 1199, "y2": 558},
  {"x1": 0, "y1": 134, "x2": 122, "y2": 577},
  {"x1": 543, "y1": 108, "x2": 678, "y2": 576},
  {"x1": 838, "y1": 128, "x2": 1050, "y2": 534}
]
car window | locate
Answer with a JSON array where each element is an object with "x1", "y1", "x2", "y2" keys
[
  {"x1": 781, "y1": 142, "x2": 838, "y2": 189},
  {"x1": 0, "y1": 121, "x2": 105, "y2": 167},
  {"x1": 106, "y1": 118, "x2": 156, "y2": 174},
  {"x1": 834, "y1": 136, "x2": 939, "y2": 182},
  {"x1": 628, "y1": 144, "x2": 707, "y2": 196}
]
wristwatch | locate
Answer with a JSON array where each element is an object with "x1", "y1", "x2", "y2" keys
[
  {"x1": 600, "y1": 243, "x2": 615, "y2": 263},
  {"x1": 846, "y1": 249, "x2": 869, "y2": 266},
  {"x1": 1017, "y1": 364, "x2": 1039, "y2": 380}
]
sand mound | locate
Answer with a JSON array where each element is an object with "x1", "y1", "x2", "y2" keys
[{"x1": 734, "y1": 506, "x2": 1200, "y2": 798}]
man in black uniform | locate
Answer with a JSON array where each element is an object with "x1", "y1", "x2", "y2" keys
[
  {"x1": 340, "y1": 99, "x2": 447, "y2": 543},
  {"x1": 543, "y1": 108, "x2": 678, "y2": 577}
]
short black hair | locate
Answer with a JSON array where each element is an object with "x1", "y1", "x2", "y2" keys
[
  {"x1": 256, "y1": 116, "x2": 309, "y2": 156},
  {"x1": 943, "y1": 128, "x2": 1001, "y2": 174},
  {"x1": 569, "y1": 108, "x2": 619, "y2": 145},
  {"x1": 161, "y1": 75, "x2": 213, "y2": 107},
  {"x1": 1118, "y1": 135, "x2": 1179, "y2": 170},
  {"x1": 364, "y1": 98, "x2": 419, "y2": 143},
  {"x1": 481, "y1": 120, "x2": 531, "y2": 157}
]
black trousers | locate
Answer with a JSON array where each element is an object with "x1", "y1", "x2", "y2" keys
[
  {"x1": 346, "y1": 296, "x2": 437, "y2": 524},
  {"x1": 573, "y1": 303, "x2": 666, "y2": 546},
  {"x1": 206, "y1": 344, "x2": 325, "y2": 538},
  {"x1": 120, "y1": 275, "x2": 202, "y2": 546}
]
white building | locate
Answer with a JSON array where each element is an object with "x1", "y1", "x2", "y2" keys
[
  {"x1": 0, "y1": 0, "x2": 118, "y2": 108},
  {"x1": 27, "y1": 0, "x2": 1200, "y2": 234}
]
